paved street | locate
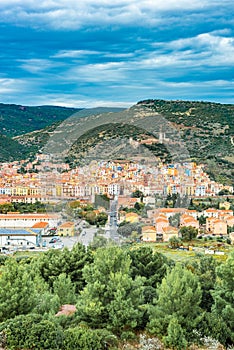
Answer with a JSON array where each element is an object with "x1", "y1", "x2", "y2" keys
[{"x1": 42, "y1": 225, "x2": 98, "y2": 250}]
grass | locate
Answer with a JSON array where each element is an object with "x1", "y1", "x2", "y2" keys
[{"x1": 130, "y1": 239, "x2": 234, "y2": 262}]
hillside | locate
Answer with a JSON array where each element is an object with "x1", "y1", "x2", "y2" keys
[
  {"x1": 0, "y1": 103, "x2": 81, "y2": 137},
  {"x1": 138, "y1": 99, "x2": 234, "y2": 185},
  {"x1": 0, "y1": 134, "x2": 29, "y2": 162},
  {"x1": 6, "y1": 100, "x2": 234, "y2": 185},
  {"x1": 0, "y1": 103, "x2": 82, "y2": 162}
]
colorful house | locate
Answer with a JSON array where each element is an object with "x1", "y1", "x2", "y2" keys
[
  {"x1": 206, "y1": 218, "x2": 227, "y2": 235},
  {"x1": 162, "y1": 226, "x2": 179, "y2": 242},
  {"x1": 57, "y1": 222, "x2": 75, "y2": 237},
  {"x1": 141, "y1": 226, "x2": 157, "y2": 242},
  {"x1": 125, "y1": 212, "x2": 139, "y2": 223}
]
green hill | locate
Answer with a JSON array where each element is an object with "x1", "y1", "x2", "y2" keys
[
  {"x1": 0, "y1": 103, "x2": 82, "y2": 162},
  {"x1": 0, "y1": 134, "x2": 29, "y2": 162},
  {"x1": 3, "y1": 100, "x2": 234, "y2": 186},
  {"x1": 138, "y1": 99, "x2": 234, "y2": 185},
  {"x1": 0, "y1": 103, "x2": 81, "y2": 137}
]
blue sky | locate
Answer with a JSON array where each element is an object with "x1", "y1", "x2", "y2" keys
[{"x1": 0, "y1": 0, "x2": 233, "y2": 107}]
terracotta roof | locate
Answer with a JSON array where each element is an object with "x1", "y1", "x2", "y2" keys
[
  {"x1": 162, "y1": 226, "x2": 178, "y2": 232},
  {"x1": 160, "y1": 208, "x2": 186, "y2": 213},
  {"x1": 32, "y1": 222, "x2": 49, "y2": 228},
  {"x1": 142, "y1": 225, "x2": 156, "y2": 232},
  {"x1": 125, "y1": 212, "x2": 139, "y2": 217},
  {"x1": 155, "y1": 217, "x2": 168, "y2": 223},
  {"x1": 183, "y1": 218, "x2": 197, "y2": 223},
  {"x1": 59, "y1": 222, "x2": 74, "y2": 228}
]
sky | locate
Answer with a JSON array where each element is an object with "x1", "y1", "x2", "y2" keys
[{"x1": 0, "y1": 0, "x2": 233, "y2": 108}]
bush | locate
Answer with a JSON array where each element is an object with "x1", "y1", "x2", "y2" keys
[
  {"x1": 1, "y1": 314, "x2": 63, "y2": 349},
  {"x1": 163, "y1": 318, "x2": 187, "y2": 350},
  {"x1": 64, "y1": 326, "x2": 117, "y2": 350}
]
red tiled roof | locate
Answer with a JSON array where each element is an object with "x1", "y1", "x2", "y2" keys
[{"x1": 32, "y1": 222, "x2": 49, "y2": 228}]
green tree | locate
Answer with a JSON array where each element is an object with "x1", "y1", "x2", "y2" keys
[
  {"x1": 96, "y1": 212, "x2": 108, "y2": 226},
  {"x1": 53, "y1": 273, "x2": 77, "y2": 305},
  {"x1": 0, "y1": 259, "x2": 38, "y2": 322},
  {"x1": 85, "y1": 211, "x2": 97, "y2": 225},
  {"x1": 163, "y1": 317, "x2": 187, "y2": 350},
  {"x1": 89, "y1": 235, "x2": 109, "y2": 249},
  {"x1": 34, "y1": 243, "x2": 92, "y2": 293},
  {"x1": 199, "y1": 215, "x2": 207, "y2": 225},
  {"x1": 33, "y1": 291, "x2": 60, "y2": 316},
  {"x1": 187, "y1": 255, "x2": 218, "y2": 311},
  {"x1": 76, "y1": 246, "x2": 145, "y2": 334},
  {"x1": 64, "y1": 326, "x2": 117, "y2": 350},
  {"x1": 211, "y1": 251, "x2": 234, "y2": 345},
  {"x1": 117, "y1": 222, "x2": 142, "y2": 237},
  {"x1": 180, "y1": 226, "x2": 198, "y2": 241},
  {"x1": 147, "y1": 264, "x2": 202, "y2": 343},
  {"x1": 169, "y1": 236, "x2": 182, "y2": 249},
  {"x1": 129, "y1": 247, "x2": 172, "y2": 304},
  {"x1": 131, "y1": 190, "x2": 144, "y2": 198},
  {"x1": 169, "y1": 213, "x2": 181, "y2": 228}
]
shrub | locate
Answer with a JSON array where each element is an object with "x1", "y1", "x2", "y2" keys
[
  {"x1": 1, "y1": 314, "x2": 63, "y2": 349},
  {"x1": 64, "y1": 326, "x2": 117, "y2": 350}
]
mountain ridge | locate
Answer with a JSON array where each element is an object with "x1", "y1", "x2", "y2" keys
[{"x1": 0, "y1": 99, "x2": 233, "y2": 185}]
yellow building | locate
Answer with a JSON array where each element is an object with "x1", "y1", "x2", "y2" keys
[
  {"x1": 162, "y1": 226, "x2": 179, "y2": 242},
  {"x1": 11, "y1": 186, "x2": 29, "y2": 196},
  {"x1": 57, "y1": 222, "x2": 75, "y2": 236},
  {"x1": 141, "y1": 226, "x2": 157, "y2": 242},
  {"x1": 125, "y1": 212, "x2": 139, "y2": 223}
]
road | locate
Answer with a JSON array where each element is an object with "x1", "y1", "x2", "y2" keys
[
  {"x1": 77, "y1": 227, "x2": 97, "y2": 247},
  {"x1": 108, "y1": 196, "x2": 121, "y2": 243},
  {"x1": 42, "y1": 224, "x2": 98, "y2": 249},
  {"x1": 42, "y1": 199, "x2": 122, "y2": 250}
]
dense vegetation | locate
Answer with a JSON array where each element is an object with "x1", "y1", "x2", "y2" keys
[
  {"x1": 0, "y1": 202, "x2": 46, "y2": 214},
  {"x1": 0, "y1": 245, "x2": 233, "y2": 349},
  {"x1": 0, "y1": 134, "x2": 29, "y2": 162},
  {"x1": 0, "y1": 103, "x2": 81, "y2": 162},
  {"x1": 138, "y1": 99, "x2": 234, "y2": 185},
  {"x1": 0, "y1": 103, "x2": 80, "y2": 137}
]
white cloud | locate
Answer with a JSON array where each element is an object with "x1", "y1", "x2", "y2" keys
[
  {"x1": 17, "y1": 93, "x2": 134, "y2": 108},
  {"x1": 53, "y1": 50, "x2": 100, "y2": 58},
  {"x1": 0, "y1": 78, "x2": 29, "y2": 93},
  {"x1": 18, "y1": 58, "x2": 63, "y2": 73},
  {"x1": 151, "y1": 32, "x2": 234, "y2": 67},
  {"x1": 0, "y1": 0, "x2": 232, "y2": 29},
  {"x1": 66, "y1": 61, "x2": 126, "y2": 82}
]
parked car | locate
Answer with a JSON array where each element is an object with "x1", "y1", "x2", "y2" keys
[
  {"x1": 51, "y1": 242, "x2": 64, "y2": 249},
  {"x1": 49, "y1": 237, "x2": 61, "y2": 244}
]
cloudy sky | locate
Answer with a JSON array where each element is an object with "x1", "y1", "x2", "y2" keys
[{"x1": 0, "y1": 0, "x2": 233, "y2": 107}]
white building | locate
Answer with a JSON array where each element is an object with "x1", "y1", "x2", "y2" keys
[
  {"x1": 0, "y1": 213, "x2": 60, "y2": 229},
  {"x1": 0, "y1": 228, "x2": 41, "y2": 247}
]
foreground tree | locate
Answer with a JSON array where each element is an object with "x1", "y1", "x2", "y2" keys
[
  {"x1": 53, "y1": 273, "x2": 77, "y2": 305},
  {"x1": 0, "y1": 314, "x2": 63, "y2": 350},
  {"x1": 210, "y1": 251, "x2": 234, "y2": 346},
  {"x1": 0, "y1": 259, "x2": 38, "y2": 322},
  {"x1": 186, "y1": 255, "x2": 218, "y2": 311},
  {"x1": 76, "y1": 246, "x2": 145, "y2": 335},
  {"x1": 147, "y1": 263, "x2": 202, "y2": 344},
  {"x1": 34, "y1": 243, "x2": 92, "y2": 292},
  {"x1": 129, "y1": 247, "x2": 172, "y2": 304}
]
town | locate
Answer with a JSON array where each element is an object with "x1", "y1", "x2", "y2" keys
[{"x1": 0, "y1": 153, "x2": 233, "y2": 251}]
